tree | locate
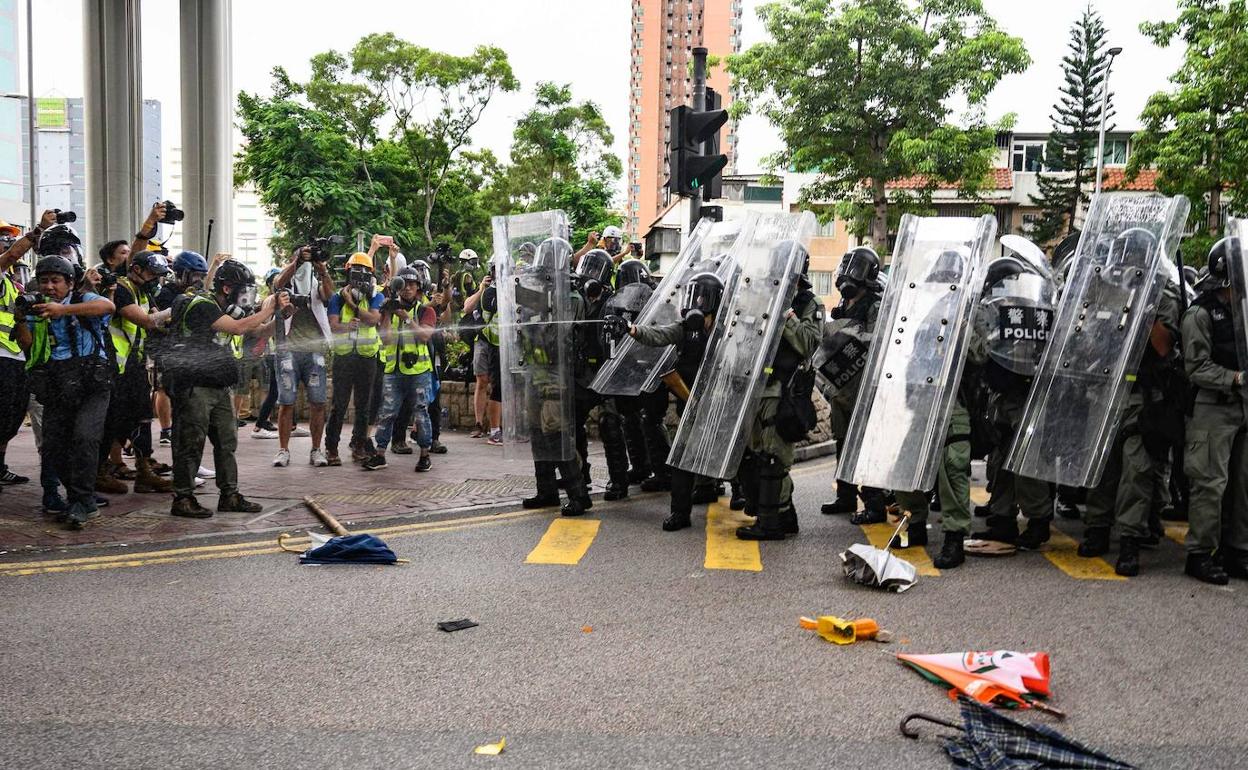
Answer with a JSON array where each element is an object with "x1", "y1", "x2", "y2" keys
[
  {"x1": 729, "y1": 0, "x2": 1029, "y2": 249},
  {"x1": 1028, "y1": 5, "x2": 1115, "y2": 245},
  {"x1": 1129, "y1": 0, "x2": 1248, "y2": 261}
]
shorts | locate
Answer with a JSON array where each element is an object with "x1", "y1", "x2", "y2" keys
[
  {"x1": 234, "y1": 356, "x2": 266, "y2": 396},
  {"x1": 472, "y1": 341, "x2": 491, "y2": 378},
  {"x1": 276, "y1": 350, "x2": 328, "y2": 406}
]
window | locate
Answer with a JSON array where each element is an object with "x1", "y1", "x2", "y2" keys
[
  {"x1": 816, "y1": 219, "x2": 837, "y2": 238},
  {"x1": 809, "y1": 270, "x2": 835, "y2": 296},
  {"x1": 1102, "y1": 138, "x2": 1128, "y2": 166},
  {"x1": 1011, "y1": 141, "x2": 1045, "y2": 172}
]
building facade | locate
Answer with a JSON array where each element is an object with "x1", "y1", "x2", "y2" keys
[{"x1": 627, "y1": 0, "x2": 742, "y2": 239}]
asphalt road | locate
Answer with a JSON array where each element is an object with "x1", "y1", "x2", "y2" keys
[{"x1": 2, "y1": 458, "x2": 1246, "y2": 769}]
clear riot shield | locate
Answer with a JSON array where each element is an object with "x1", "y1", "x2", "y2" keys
[
  {"x1": 836, "y1": 214, "x2": 997, "y2": 493},
  {"x1": 1228, "y1": 218, "x2": 1248, "y2": 367},
  {"x1": 590, "y1": 218, "x2": 741, "y2": 396},
  {"x1": 666, "y1": 210, "x2": 817, "y2": 479},
  {"x1": 813, "y1": 319, "x2": 873, "y2": 397},
  {"x1": 978, "y1": 269, "x2": 1056, "y2": 378},
  {"x1": 493, "y1": 211, "x2": 576, "y2": 464},
  {"x1": 1006, "y1": 193, "x2": 1190, "y2": 487},
  {"x1": 600, "y1": 281, "x2": 653, "y2": 362}
]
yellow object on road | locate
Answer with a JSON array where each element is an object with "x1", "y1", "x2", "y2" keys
[
  {"x1": 799, "y1": 615, "x2": 883, "y2": 645},
  {"x1": 473, "y1": 738, "x2": 506, "y2": 755}
]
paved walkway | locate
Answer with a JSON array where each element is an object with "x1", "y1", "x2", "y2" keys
[{"x1": 0, "y1": 421, "x2": 614, "y2": 553}]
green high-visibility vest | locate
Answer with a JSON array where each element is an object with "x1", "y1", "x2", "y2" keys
[
  {"x1": 380, "y1": 312, "x2": 433, "y2": 375},
  {"x1": 332, "y1": 291, "x2": 381, "y2": 357},
  {"x1": 109, "y1": 276, "x2": 150, "y2": 374},
  {"x1": 0, "y1": 275, "x2": 18, "y2": 355}
]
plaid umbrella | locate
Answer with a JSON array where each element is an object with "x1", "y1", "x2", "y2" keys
[{"x1": 901, "y1": 697, "x2": 1136, "y2": 769}]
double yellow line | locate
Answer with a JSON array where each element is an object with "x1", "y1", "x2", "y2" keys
[{"x1": 0, "y1": 508, "x2": 544, "y2": 578}]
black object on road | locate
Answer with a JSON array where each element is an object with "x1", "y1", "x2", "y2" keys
[{"x1": 437, "y1": 619, "x2": 479, "y2": 633}]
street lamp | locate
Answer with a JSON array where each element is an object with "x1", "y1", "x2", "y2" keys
[{"x1": 1093, "y1": 46, "x2": 1123, "y2": 197}]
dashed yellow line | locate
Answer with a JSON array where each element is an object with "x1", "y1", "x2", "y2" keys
[
  {"x1": 704, "y1": 500, "x2": 762, "y2": 572},
  {"x1": 0, "y1": 509, "x2": 545, "y2": 577},
  {"x1": 1042, "y1": 528, "x2": 1126, "y2": 581},
  {"x1": 859, "y1": 522, "x2": 940, "y2": 577},
  {"x1": 525, "y1": 518, "x2": 601, "y2": 565}
]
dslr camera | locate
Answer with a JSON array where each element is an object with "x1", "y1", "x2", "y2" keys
[
  {"x1": 14, "y1": 292, "x2": 42, "y2": 316},
  {"x1": 95, "y1": 266, "x2": 119, "y2": 292},
  {"x1": 53, "y1": 209, "x2": 77, "y2": 225},
  {"x1": 308, "y1": 235, "x2": 347, "y2": 263},
  {"x1": 158, "y1": 201, "x2": 184, "y2": 224}
]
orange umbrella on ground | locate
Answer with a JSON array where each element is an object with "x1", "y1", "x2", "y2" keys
[{"x1": 897, "y1": 650, "x2": 1064, "y2": 718}]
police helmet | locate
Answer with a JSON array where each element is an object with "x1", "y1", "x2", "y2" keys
[
  {"x1": 681, "y1": 272, "x2": 724, "y2": 318},
  {"x1": 835, "y1": 246, "x2": 881, "y2": 290},
  {"x1": 616, "y1": 258, "x2": 652, "y2": 288},
  {"x1": 575, "y1": 249, "x2": 615, "y2": 291}
]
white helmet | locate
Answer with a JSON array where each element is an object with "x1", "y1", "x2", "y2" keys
[
  {"x1": 458, "y1": 248, "x2": 479, "y2": 263},
  {"x1": 602, "y1": 225, "x2": 624, "y2": 240}
]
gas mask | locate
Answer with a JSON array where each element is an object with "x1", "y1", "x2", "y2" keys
[
  {"x1": 839, "y1": 282, "x2": 862, "y2": 301},
  {"x1": 224, "y1": 285, "x2": 256, "y2": 319}
]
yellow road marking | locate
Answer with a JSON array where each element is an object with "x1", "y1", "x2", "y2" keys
[
  {"x1": 1042, "y1": 528, "x2": 1126, "y2": 581},
  {"x1": 859, "y1": 522, "x2": 940, "y2": 577},
  {"x1": 1, "y1": 510, "x2": 544, "y2": 577},
  {"x1": 525, "y1": 518, "x2": 601, "y2": 565},
  {"x1": 1164, "y1": 523, "x2": 1188, "y2": 546},
  {"x1": 704, "y1": 500, "x2": 762, "y2": 571}
]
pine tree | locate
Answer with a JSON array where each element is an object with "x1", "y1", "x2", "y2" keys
[{"x1": 1028, "y1": 5, "x2": 1115, "y2": 245}]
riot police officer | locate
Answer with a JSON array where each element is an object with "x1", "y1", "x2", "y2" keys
[
  {"x1": 573, "y1": 249, "x2": 631, "y2": 500},
  {"x1": 817, "y1": 246, "x2": 889, "y2": 523},
  {"x1": 1180, "y1": 237, "x2": 1247, "y2": 584},
  {"x1": 606, "y1": 271, "x2": 723, "y2": 531},
  {"x1": 736, "y1": 243, "x2": 823, "y2": 541}
]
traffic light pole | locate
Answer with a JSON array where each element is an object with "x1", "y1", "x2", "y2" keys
[{"x1": 690, "y1": 48, "x2": 708, "y2": 234}]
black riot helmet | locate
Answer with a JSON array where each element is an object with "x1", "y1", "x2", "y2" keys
[
  {"x1": 1201, "y1": 237, "x2": 1234, "y2": 290},
  {"x1": 983, "y1": 255, "x2": 1027, "y2": 291},
  {"x1": 835, "y1": 246, "x2": 881, "y2": 298},
  {"x1": 773, "y1": 239, "x2": 811, "y2": 288},
  {"x1": 36, "y1": 223, "x2": 83, "y2": 260},
  {"x1": 680, "y1": 271, "x2": 724, "y2": 331},
  {"x1": 531, "y1": 238, "x2": 572, "y2": 273},
  {"x1": 575, "y1": 249, "x2": 615, "y2": 298},
  {"x1": 213, "y1": 259, "x2": 255, "y2": 300},
  {"x1": 616, "y1": 258, "x2": 652, "y2": 288},
  {"x1": 130, "y1": 250, "x2": 171, "y2": 294},
  {"x1": 926, "y1": 248, "x2": 967, "y2": 284}
]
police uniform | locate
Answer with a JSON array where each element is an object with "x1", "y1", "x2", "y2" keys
[
  {"x1": 1181, "y1": 290, "x2": 1248, "y2": 578},
  {"x1": 736, "y1": 286, "x2": 823, "y2": 540},
  {"x1": 574, "y1": 288, "x2": 630, "y2": 498}
]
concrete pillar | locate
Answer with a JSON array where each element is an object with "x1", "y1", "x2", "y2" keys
[
  {"x1": 82, "y1": 0, "x2": 143, "y2": 260},
  {"x1": 179, "y1": 0, "x2": 232, "y2": 257}
]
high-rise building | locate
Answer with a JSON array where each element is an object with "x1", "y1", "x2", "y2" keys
[
  {"x1": 626, "y1": 0, "x2": 742, "y2": 238},
  {"x1": 0, "y1": 0, "x2": 25, "y2": 226}
]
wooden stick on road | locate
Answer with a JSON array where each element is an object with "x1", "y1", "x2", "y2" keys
[{"x1": 303, "y1": 496, "x2": 350, "y2": 537}]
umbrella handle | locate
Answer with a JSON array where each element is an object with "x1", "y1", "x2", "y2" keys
[
  {"x1": 900, "y1": 712, "x2": 961, "y2": 739},
  {"x1": 1027, "y1": 698, "x2": 1067, "y2": 720},
  {"x1": 884, "y1": 511, "x2": 912, "y2": 555}
]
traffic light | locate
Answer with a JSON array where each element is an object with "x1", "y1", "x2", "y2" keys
[{"x1": 668, "y1": 99, "x2": 728, "y2": 199}]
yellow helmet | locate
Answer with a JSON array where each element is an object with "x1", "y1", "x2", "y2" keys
[
  {"x1": 346, "y1": 251, "x2": 373, "y2": 269},
  {"x1": 147, "y1": 238, "x2": 169, "y2": 256},
  {"x1": 0, "y1": 220, "x2": 20, "y2": 238}
]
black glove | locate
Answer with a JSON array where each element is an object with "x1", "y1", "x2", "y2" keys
[{"x1": 603, "y1": 314, "x2": 629, "y2": 341}]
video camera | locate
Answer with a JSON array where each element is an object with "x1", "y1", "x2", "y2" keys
[
  {"x1": 308, "y1": 235, "x2": 348, "y2": 263},
  {"x1": 282, "y1": 292, "x2": 313, "y2": 310},
  {"x1": 53, "y1": 209, "x2": 77, "y2": 225},
  {"x1": 14, "y1": 291, "x2": 42, "y2": 316},
  {"x1": 157, "y1": 201, "x2": 184, "y2": 225},
  {"x1": 95, "y1": 266, "x2": 119, "y2": 292}
]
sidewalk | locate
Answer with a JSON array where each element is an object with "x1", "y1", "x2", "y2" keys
[{"x1": 0, "y1": 421, "x2": 614, "y2": 553}]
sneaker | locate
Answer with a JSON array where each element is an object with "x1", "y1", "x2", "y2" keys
[
  {"x1": 326, "y1": 451, "x2": 342, "y2": 467},
  {"x1": 218, "y1": 492, "x2": 263, "y2": 514},
  {"x1": 291, "y1": 426, "x2": 311, "y2": 438},
  {"x1": 310, "y1": 448, "x2": 329, "y2": 467},
  {"x1": 0, "y1": 468, "x2": 30, "y2": 485},
  {"x1": 361, "y1": 454, "x2": 388, "y2": 471},
  {"x1": 486, "y1": 435, "x2": 503, "y2": 447},
  {"x1": 469, "y1": 424, "x2": 486, "y2": 439},
  {"x1": 41, "y1": 491, "x2": 69, "y2": 515},
  {"x1": 197, "y1": 466, "x2": 216, "y2": 479},
  {"x1": 251, "y1": 428, "x2": 279, "y2": 440},
  {"x1": 256, "y1": 421, "x2": 278, "y2": 432},
  {"x1": 194, "y1": 477, "x2": 207, "y2": 488},
  {"x1": 390, "y1": 442, "x2": 413, "y2": 455},
  {"x1": 273, "y1": 449, "x2": 291, "y2": 467},
  {"x1": 429, "y1": 441, "x2": 448, "y2": 455},
  {"x1": 351, "y1": 446, "x2": 370, "y2": 463},
  {"x1": 159, "y1": 428, "x2": 172, "y2": 445},
  {"x1": 64, "y1": 503, "x2": 99, "y2": 530},
  {"x1": 415, "y1": 455, "x2": 432, "y2": 472},
  {"x1": 150, "y1": 461, "x2": 173, "y2": 475}
]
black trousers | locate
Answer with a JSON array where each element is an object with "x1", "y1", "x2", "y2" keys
[
  {"x1": 44, "y1": 386, "x2": 110, "y2": 507},
  {"x1": 325, "y1": 352, "x2": 376, "y2": 453},
  {"x1": 0, "y1": 357, "x2": 27, "y2": 446}
]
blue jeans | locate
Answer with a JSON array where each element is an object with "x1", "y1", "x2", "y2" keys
[
  {"x1": 276, "y1": 351, "x2": 328, "y2": 406},
  {"x1": 374, "y1": 371, "x2": 432, "y2": 452}
]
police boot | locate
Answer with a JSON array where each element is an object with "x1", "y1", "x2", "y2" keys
[
  {"x1": 972, "y1": 514, "x2": 1019, "y2": 545},
  {"x1": 779, "y1": 503, "x2": 800, "y2": 536},
  {"x1": 928, "y1": 488, "x2": 942, "y2": 513},
  {"x1": 1077, "y1": 526, "x2": 1110, "y2": 557},
  {"x1": 1115, "y1": 537, "x2": 1140, "y2": 577},
  {"x1": 1016, "y1": 517, "x2": 1052, "y2": 550},
  {"x1": 95, "y1": 466, "x2": 128, "y2": 495},
  {"x1": 662, "y1": 509, "x2": 692, "y2": 532},
  {"x1": 171, "y1": 495, "x2": 213, "y2": 519},
  {"x1": 821, "y1": 481, "x2": 859, "y2": 515},
  {"x1": 729, "y1": 478, "x2": 747, "y2": 511},
  {"x1": 690, "y1": 481, "x2": 720, "y2": 505},
  {"x1": 1184, "y1": 553, "x2": 1229, "y2": 586},
  {"x1": 133, "y1": 457, "x2": 173, "y2": 494},
  {"x1": 560, "y1": 494, "x2": 592, "y2": 517},
  {"x1": 890, "y1": 524, "x2": 927, "y2": 549},
  {"x1": 933, "y1": 532, "x2": 966, "y2": 569},
  {"x1": 525, "y1": 462, "x2": 562, "y2": 508},
  {"x1": 640, "y1": 473, "x2": 671, "y2": 492},
  {"x1": 1224, "y1": 549, "x2": 1248, "y2": 580},
  {"x1": 600, "y1": 413, "x2": 631, "y2": 501},
  {"x1": 1055, "y1": 487, "x2": 1082, "y2": 519},
  {"x1": 736, "y1": 456, "x2": 787, "y2": 541}
]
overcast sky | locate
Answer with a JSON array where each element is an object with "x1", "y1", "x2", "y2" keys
[{"x1": 28, "y1": 0, "x2": 1185, "y2": 183}]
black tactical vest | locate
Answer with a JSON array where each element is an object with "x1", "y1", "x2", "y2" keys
[{"x1": 1194, "y1": 291, "x2": 1242, "y2": 371}]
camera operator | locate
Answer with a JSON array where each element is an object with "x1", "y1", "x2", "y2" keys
[
  {"x1": 325, "y1": 252, "x2": 384, "y2": 465},
  {"x1": 14, "y1": 228, "x2": 115, "y2": 529},
  {"x1": 270, "y1": 244, "x2": 335, "y2": 467},
  {"x1": 462, "y1": 263, "x2": 503, "y2": 445},
  {"x1": 95, "y1": 248, "x2": 175, "y2": 496},
  {"x1": 363, "y1": 266, "x2": 437, "y2": 472},
  {"x1": 0, "y1": 213, "x2": 53, "y2": 491},
  {"x1": 166, "y1": 259, "x2": 283, "y2": 518}
]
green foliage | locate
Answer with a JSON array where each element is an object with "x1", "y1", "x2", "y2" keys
[
  {"x1": 1129, "y1": 0, "x2": 1248, "y2": 255},
  {"x1": 1029, "y1": 5, "x2": 1115, "y2": 246},
  {"x1": 729, "y1": 0, "x2": 1029, "y2": 250}
]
